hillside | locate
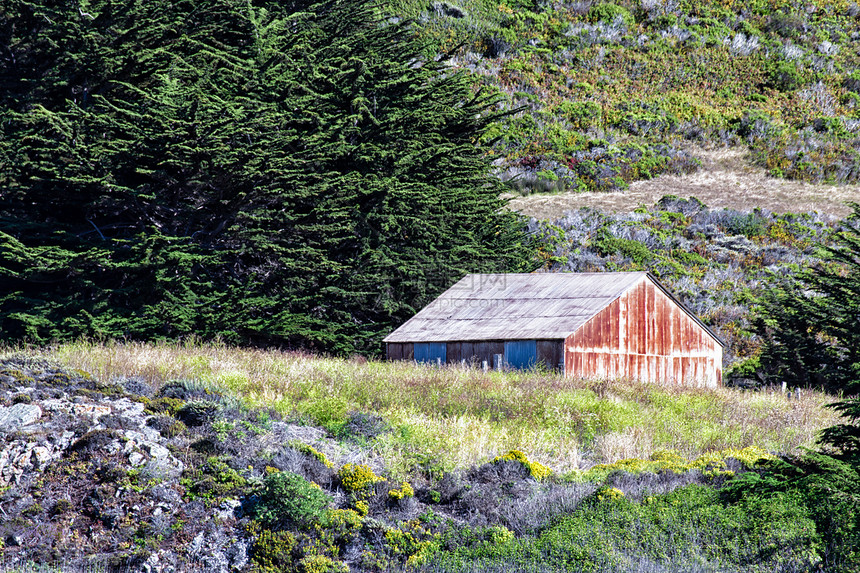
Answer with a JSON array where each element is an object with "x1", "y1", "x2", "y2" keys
[
  {"x1": 395, "y1": 0, "x2": 860, "y2": 195},
  {"x1": 1, "y1": 344, "x2": 857, "y2": 572}
]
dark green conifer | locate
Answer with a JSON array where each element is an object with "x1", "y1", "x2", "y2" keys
[
  {"x1": 756, "y1": 203, "x2": 860, "y2": 462},
  {"x1": 0, "y1": 0, "x2": 531, "y2": 352}
]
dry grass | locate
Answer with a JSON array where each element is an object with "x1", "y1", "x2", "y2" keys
[
  {"x1": 506, "y1": 145, "x2": 860, "y2": 220},
  {"x1": 43, "y1": 341, "x2": 840, "y2": 479}
]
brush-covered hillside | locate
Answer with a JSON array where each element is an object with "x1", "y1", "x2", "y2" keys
[
  {"x1": 394, "y1": 0, "x2": 860, "y2": 194},
  {"x1": 1, "y1": 343, "x2": 858, "y2": 573}
]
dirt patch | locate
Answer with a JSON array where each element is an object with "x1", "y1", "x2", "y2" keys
[{"x1": 506, "y1": 146, "x2": 860, "y2": 220}]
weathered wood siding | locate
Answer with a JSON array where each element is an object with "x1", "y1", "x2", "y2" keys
[
  {"x1": 386, "y1": 342, "x2": 414, "y2": 361},
  {"x1": 447, "y1": 341, "x2": 504, "y2": 365},
  {"x1": 537, "y1": 340, "x2": 564, "y2": 371},
  {"x1": 564, "y1": 278, "x2": 722, "y2": 387},
  {"x1": 389, "y1": 339, "x2": 565, "y2": 371}
]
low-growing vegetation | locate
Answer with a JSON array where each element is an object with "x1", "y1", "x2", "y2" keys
[
  {"x1": 48, "y1": 342, "x2": 838, "y2": 478},
  {"x1": 2, "y1": 349, "x2": 857, "y2": 572}
]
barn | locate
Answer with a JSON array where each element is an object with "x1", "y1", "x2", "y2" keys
[{"x1": 384, "y1": 272, "x2": 725, "y2": 387}]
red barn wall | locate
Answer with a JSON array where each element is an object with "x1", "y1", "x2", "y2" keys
[{"x1": 564, "y1": 278, "x2": 722, "y2": 387}]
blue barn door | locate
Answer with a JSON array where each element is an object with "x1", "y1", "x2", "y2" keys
[
  {"x1": 414, "y1": 342, "x2": 447, "y2": 364},
  {"x1": 505, "y1": 340, "x2": 537, "y2": 370}
]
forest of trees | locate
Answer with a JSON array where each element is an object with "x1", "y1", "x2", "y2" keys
[{"x1": 0, "y1": 0, "x2": 532, "y2": 354}]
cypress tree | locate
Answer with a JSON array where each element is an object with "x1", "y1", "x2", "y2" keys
[
  {"x1": 0, "y1": 0, "x2": 531, "y2": 352},
  {"x1": 755, "y1": 203, "x2": 860, "y2": 462}
]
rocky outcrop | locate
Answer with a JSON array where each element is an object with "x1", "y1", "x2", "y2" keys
[{"x1": 0, "y1": 356, "x2": 256, "y2": 571}]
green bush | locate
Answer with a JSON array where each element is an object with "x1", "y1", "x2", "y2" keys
[
  {"x1": 592, "y1": 232, "x2": 654, "y2": 264},
  {"x1": 844, "y1": 70, "x2": 860, "y2": 94},
  {"x1": 431, "y1": 483, "x2": 824, "y2": 571},
  {"x1": 721, "y1": 452, "x2": 860, "y2": 570},
  {"x1": 587, "y1": 2, "x2": 634, "y2": 27},
  {"x1": 254, "y1": 471, "x2": 332, "y2": 528},
  {"x1": 724, "y1": 212, "x2": 766, "y2": 238},
  {"x1": 250, "y1": 526, "x2": 298, "y2": 573},
  {"x1": 337, "y1": 463, "x2": 383, "y2": 494},
  {"x1": 769, "y1": 61, "x2": 802, "y2": 92}
]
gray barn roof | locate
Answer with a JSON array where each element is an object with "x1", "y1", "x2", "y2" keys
[{"x1": 384, "y1": 272, "x2": 724, "y2": 345}]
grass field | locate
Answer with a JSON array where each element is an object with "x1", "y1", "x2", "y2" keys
[{"x1": 46, "y1": 341, "x2": 839, "y2": 480}]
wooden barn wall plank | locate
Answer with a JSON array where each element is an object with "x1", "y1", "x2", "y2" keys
[
  {"x1": 537, "y1": 340, "x2": 564, "y2": 370},
  {"x1": 386, "y1": 343, "x2": 414, "y2": 361},
  {"x1": 564, "y1": 277, "x2": 723, "y2": 387}
]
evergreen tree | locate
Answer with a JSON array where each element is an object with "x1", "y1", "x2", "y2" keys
[
  {"x1": 0, "y1": 0, "x2": 531, "y2": 352},
  {"x1": 755, "y1": 203, "x2": 860, "y2": 461}
]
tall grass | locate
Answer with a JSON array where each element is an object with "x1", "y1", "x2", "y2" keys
[{"x1": 47, "y1": 341, "x2": 838, "y2": 478}]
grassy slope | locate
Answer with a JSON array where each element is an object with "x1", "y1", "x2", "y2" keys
[
  {"x1": 508, "y1": 145, "x2": 860, "y2": 219},
  {"x1": 48, "y1": 342, "x2": 838, "y2": 479},
  {"x1": 394, "y1": 0, "x2": 860, "y2": 198}
]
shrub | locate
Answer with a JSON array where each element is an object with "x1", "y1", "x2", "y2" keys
[
  {"x1": 290, "y1": 441, "x2": 334, "y2": 469},
  {"x1": 587, "y1": 2, "x2": 634, "y2": 28},
  {"x1": 844, "y1": 70, "x2": 860, "y2": 94},
  {"x1": 595, "y1": 486, "x2": 625, "y2": 502},
  {"x1": 318, "y1": 508, "x2": 364, "y2": 546},
  {"x1": 770, "y1": 61, "x2": 802, "y2": 92},
  {"x1": 254, "y1": 470, "x2": 332, "y2": 528},
  {"x1": 592, "y1": 231, "x2": 654, "y2": 264},
  {"x1": 146, "y1": 415, "x2": 187, "y2": 438},
  {"x1": 297, "y1": 554, "x2": 349, "y2": 573},
  {"x1": 145, "y1": 396, "x2": 184, "y2": 416},
  {"x1": 723, "y1": 212, "x2": 767, "y2": 238},
  {"x1": 337, "y1": 463, "x2": 384, "y2": 494},
  {"x1": 70, "y1": 429, "x2": 121, "y2": 454},
  {"x1": 50, "y1": 499, "x2": 73, "y2": 516},
  {"x1": 492, "y1": 450, "x2": 552, "y2": 480},
  {"x1": 389, "y1": 481, "x2": 415, "y2": 500},
  {"x1": 354, "y1": 500, "x2": 369, "y2": 516},
  {"x1": 384, "y1": 522, "x2": 439, "y2": 568},
  {"x1": 250, "y1": 526, "x2": 298, "y2": 573},
  {"x1": 176, "y1": 400, "x2": 220, "y2": 426}
]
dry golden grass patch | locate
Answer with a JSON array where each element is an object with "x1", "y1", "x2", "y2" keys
[
  {"x1": 44, "y1": 342, "x2": 840, "y2": 477},
  {"x1": 506, "y1": 145, "x2": 860, "y2": 220}
]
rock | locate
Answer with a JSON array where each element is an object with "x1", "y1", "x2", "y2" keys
[
  {"x1": 142, "y1": 551, "x2": 160, "y2": 573},
  {"x1": 215, "y1": 498, "x2": 241, "y2": 521},
  {"x1": 110, "y1": 397, "x2": 146, "y2": 416},
  {"x1": 150, "y1": 485, "x2": 182, "y2": 504},
  {"x1": 41, "y1": 398, "x2": 112, "y2": 420},
  {"x1": 189, "y1": 532, "x2": 206, "y2": 556},
  {"x1": 227, "y1": 539, "x2": 250, "y2": 570},
  {"x1": 31, "y1": 446, "x2": 51, "y2": 468},
  {"x1": 0, "y1": 403, "x2": 42, "y2": 430},
  {"x1": 431, "y1": 1, "x2": 466, "y2": 18},
  {"x1": 123, "y1": 435, "x2": 184, "y2": 478},
  {"x1": 0, "y1": 440, "x2": 66, "y2": 486}
]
